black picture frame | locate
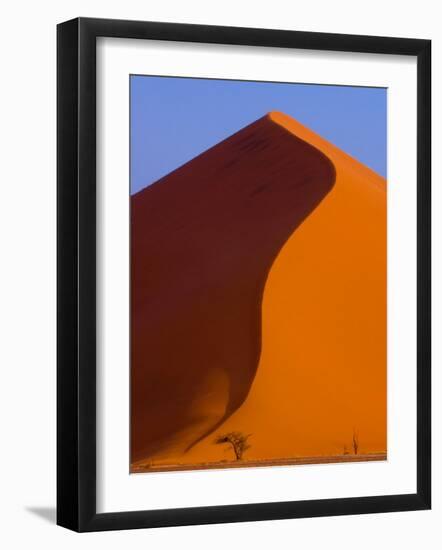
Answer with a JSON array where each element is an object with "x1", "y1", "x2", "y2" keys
[{"x1": 57, "y1": 17, "x2": 431, "y2": 532}]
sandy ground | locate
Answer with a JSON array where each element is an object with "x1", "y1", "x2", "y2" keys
[{"x1": 132, "y1": 453, "x2": 387, "y2": 473}]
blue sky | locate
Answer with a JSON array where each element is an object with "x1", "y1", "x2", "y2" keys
[{"x1": 130, "y1": 75, "x2": 386, "y2": 195}]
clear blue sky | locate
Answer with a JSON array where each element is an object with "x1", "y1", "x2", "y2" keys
[{"x1": 130, "y1": 75, "x2": 386, "y2": 195}]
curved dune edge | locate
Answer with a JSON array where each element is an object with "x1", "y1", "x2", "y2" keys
[
  {"x1": 148, "y1": 111, "x2": 387, "y2": 469},
  {"x1": 131, "y1": 113, "x2": 336, "y2": 464}
]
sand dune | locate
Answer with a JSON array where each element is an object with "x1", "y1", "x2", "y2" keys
[
  {"x1": 163, "y1": 112, "x2": 387, "y2": 467},
  {"x1": 131, "y1": 114, "x2": 336, "y2": 464}
]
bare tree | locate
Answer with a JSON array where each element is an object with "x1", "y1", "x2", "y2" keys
[
  {"x1": 215, "y1": 432, "x2": 252, "y2": 460},
  {"x1": 352, "y1": 429, "x2": 359, "y2": 455}
]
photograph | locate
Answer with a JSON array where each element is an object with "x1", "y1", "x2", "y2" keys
[
  {"x1": 55, "y1": 14, "x2": 431, "y2": 532},
  {"x1": 0, "y1": 0, "x2": 436, "y2": 545},
  {"x1": 130, "y1": 76, "x2": 388, "y2": 473}
]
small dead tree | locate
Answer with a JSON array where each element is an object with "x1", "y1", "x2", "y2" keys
[
  {"x1": 215, "y1": 432, "x2": 252, "y2": 461},
  {"x1": 352, "y1": 429, "x2": 359, "y2": 455}
]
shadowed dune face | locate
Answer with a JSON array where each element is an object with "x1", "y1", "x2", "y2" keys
[{"x1": 131, "y1": 114, "x2": 336, "y2": 463}]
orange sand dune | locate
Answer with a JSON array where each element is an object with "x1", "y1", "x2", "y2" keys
[
  {"x1": 134, "y1": 111, "x2": 387, "y2": 469},
  {"x1": 131, "y1": 114, "x2": 336, "y2": 464}
]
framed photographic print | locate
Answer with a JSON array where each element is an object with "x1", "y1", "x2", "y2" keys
[{"x1": 57, "y1": 17, "x2": 431, "y2": 531}]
